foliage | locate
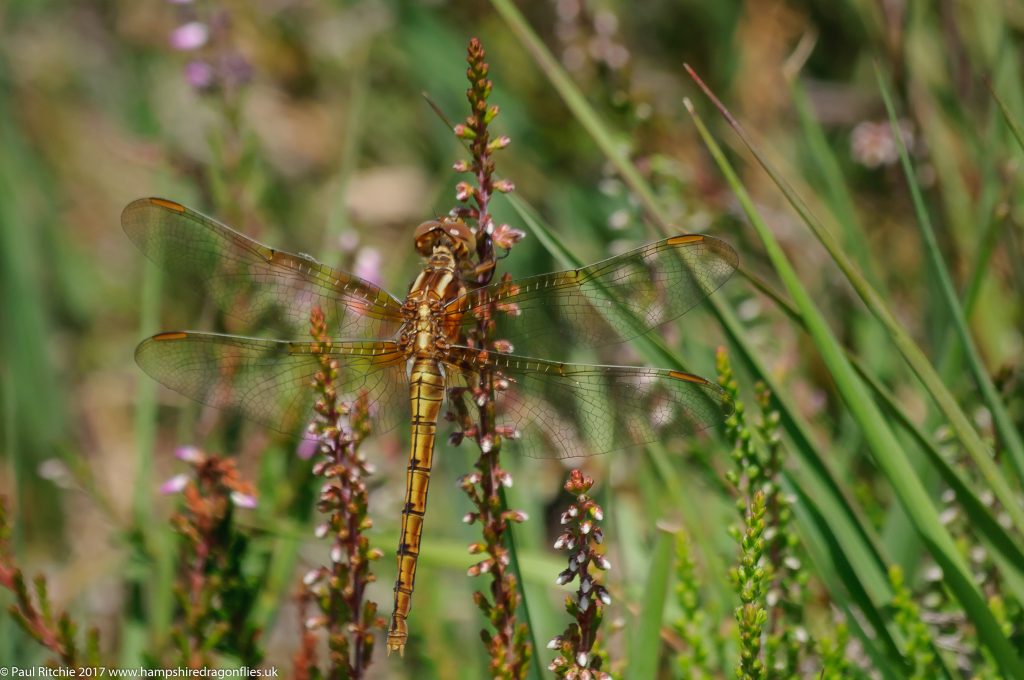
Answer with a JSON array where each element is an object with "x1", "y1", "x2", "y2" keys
[{"x1": 1, "y1": 1, "x2": 1023, "y2": 678}]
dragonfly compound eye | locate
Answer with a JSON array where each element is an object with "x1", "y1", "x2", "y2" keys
[{"x1": 413, "y1": 218, "x2": 476, "y2": 257}]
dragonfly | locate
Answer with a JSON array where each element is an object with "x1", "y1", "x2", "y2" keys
[{"x1": 123, "y1": 197, "x2": 738, "y2": 655}]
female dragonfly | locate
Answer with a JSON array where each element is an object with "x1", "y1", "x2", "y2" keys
[{"x1": 123, "y1": 197, "x2": 737, "y2": 655}]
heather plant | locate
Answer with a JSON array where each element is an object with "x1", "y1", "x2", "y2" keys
[
  {"x1": 444, "y1": 37, "x2": 532, "y2": 679},
  {"x1": 293, "y1": 306, "x2": 385, "y2": 679},
  {"x1": 162, "y1": 447, "x2": 261, "y2": 666},
  {"x1": 672, "y1": 530, "x2": 713, "y2": 679},
  {"x1": 547, "y1": 469, "x2": 612, "y2": 680},
  {"x1": 0, "y1": 498, "x2": 100, "y2": 667}
]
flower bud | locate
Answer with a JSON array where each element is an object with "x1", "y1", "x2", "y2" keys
[{"x1": 453, "y1": 124, "x2": 476, "y2": 140}]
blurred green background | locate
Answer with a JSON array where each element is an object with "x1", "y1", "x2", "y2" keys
[{"x1": 1, "y1": 0, "x2": 1023, "y2": 677}]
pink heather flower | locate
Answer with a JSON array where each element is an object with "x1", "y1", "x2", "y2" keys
[
  {"x1": 850, "y1": 120, "x2": 914, "y2": 169},
  {"x1": 160, "y1": 473, "x2": 190, "y2": 495},
  {"x1": 455, "y1": 182, "x2": 474, "y2": 201},
  {"x1": 488, "y1": 135, "x2": 511, "y2": 151},
  {"x1": 304, "y1": 616, "x2": 328, "y2": 630},
  {"x1": 174, "y1": 445, "x2": 203, "y2": 463},
  {"x1": 37, "y1": 459, "x2": 72, "y2": 488},
  {"x1": 296, "y1": 434, "x2": 319, "y2": 460},
  {"x1": 184, "y1": 60, "x2": 215, "y2": 90},
  {"x1": 230, "y1": 491, "x2": 258, "y2": 508},
  {"x1": 492, "y1": 339, "x2": 514, "y2": 353},
  {"x1": 354, "y1": 247, "x2": 383, "y2": 286},
  {"x1": 492, "y1": 224, "x2": 525, "y2": 250},
  {"x1": 169, "y1": 21, "x2": 209, "y2": 51},
  {"x1": 337, "y1": 231, "x2": 359, "y2": 253}
]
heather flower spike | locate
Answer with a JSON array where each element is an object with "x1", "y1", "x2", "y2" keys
[
  {"x1": 717, "y1": 348, "x2": 810, "y2": 677},
  {"x1": 165, "y1": 5, "x2": 251, "y2": 94},
  {"x1": 164, "y1": 448, "x2": 260, "y2": 666},
  {"x1": 446, "y1": 37, "x2": 532, "y2": 679},
  {"x1": 0, "y1": 497, "x2": 101, "y2": 667},
  {"x1": 294, "y1": 305, "x2": 384, "y2": 679},
  {"x1": 549, "y1": 470, "x2": 612, "y2": 679}
]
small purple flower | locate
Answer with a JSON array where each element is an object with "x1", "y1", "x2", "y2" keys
[
  {"x1": 354, "y1": 247, "x2": 383, "y2": 286},
  {"x1": 337, "y1": 231, "x2": 360, "y2": 253},
  {"x1": 491, "y1": 339, "x2": 514, "y2": 353},
  {"x1": 184, "y1": 60, "x2": 215, "y2": 91},
  {"x1": 160, "y1": 473, "x2": 190, "y2": 495},
  {"x1": 230, "y1": 490, "x2": 258, "y2": 509},
  {"x1": 175, "y1": 445, "x2": 203, "y2": 463},
  {"x1": 296, "y1": 434, "x2": 320, "y2": 460},
  {"x1": 492, "y1": 224, "x2": 525, "y2": 250},
  {"x1": 169, "y1": 21, "x2": 209, "y2": 51},
  {"x1": 850, "y1": 119, "x2": 914, "y2": 169}
]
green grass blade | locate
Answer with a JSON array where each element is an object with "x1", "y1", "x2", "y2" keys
[
  {"x1": 491, "y1": 23, "x2": 907, "y2": 660},
  {"x1": 489, "y1": 0, "x2": 669, "y2": 232},
  {"x1": 786, "y1": 481, "x2": 903, "y2": 679},
  {"x1": 500, "y1": 486, "x2": 546, "y2": 680},
  {"x1": 874, "y1": 63, "x2": 1024, "y2": 481},
  {"x1": 853, "y1": 360, "x2": 1024, "y2": 599},
  {"x1": 788, "y1": 79, "x2": 872, "y2": 274},
  {"x1": 685, "y1": 95, "x2": 1024, "y2": 676},
  {"x1": 683, "y1": 65, "x2": 1024, "y2": 537},
  {"x1": 504, "y1": 192, "x2": 902, "y2": 665},
  {"x1": 744, "y1": 259, "x2": 1024, "y2": 598},
  {"x1": 628, "y1": 525, "x2": 675, "y2": 680},
  {"x1": 987, "y1": 78, "x2": 1024, "y2": 155},
  {"x1": 487, "y1": 7, "x2": 1007, "y2": 667}
]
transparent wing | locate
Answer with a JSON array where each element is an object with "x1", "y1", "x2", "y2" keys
[
  {"x1": 446, "y1": 235, "x2": 736, "y2": 355},
  {"x1": 136, "y1": 332, "x2": 408, "y2": 434},
  {"x1": 444, "y1": 346, "x2": 731, "y2": 460},
  {"x1": 123, "y1": 198, "x2": 405, "y2": 339}
]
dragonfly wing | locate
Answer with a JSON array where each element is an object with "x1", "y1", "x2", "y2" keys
[
  {"x1": 447, "y1": 235, "x2": 736, "y2": 353},
  {"x1": 123, "y1": 198, "x2": 405, "y2": 339},
  {"x1": 136, "y1": 332, "x2": 408, "y2": 434},
  {"x1": 444, "y1": 346, "x2": 732, "y2": 460}
]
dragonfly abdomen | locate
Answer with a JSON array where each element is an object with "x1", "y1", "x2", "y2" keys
[{"x1": 387, "y1": 357, "x2": 445, "y2": 656}]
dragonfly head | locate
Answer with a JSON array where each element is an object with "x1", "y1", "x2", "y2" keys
[{"x1": 414, "y1": 218, "x2": 476, "y2": 258}]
